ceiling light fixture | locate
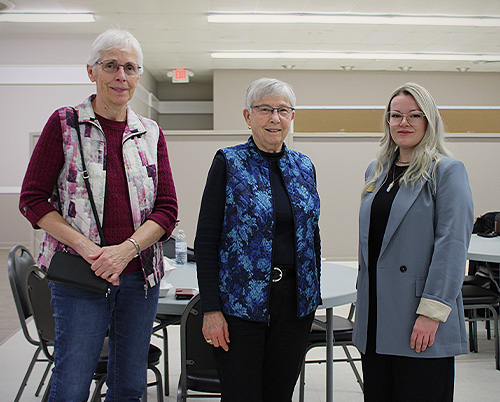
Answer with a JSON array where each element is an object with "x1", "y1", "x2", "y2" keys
[
  {"x1": 208, "y1": 13, "x2": 500, "y2": 27},
  {"x1": 399, "y1": 66, "x2": 412, "y2": 72},
  {"x1": 456, "y1": 67, "x2": 470, "y2": 72},
  {"x1": 341, "y1": 65, "x2": 354, "y2": 71},
  {"x1": 0, "y1": 12, "x2": 95, "y2": 23},
  {"x1": 281, "y1": 64, "x2": 295, "y2": 70},
  {"x1": 211, "y1": 52, "x2": 500, "y2": 62}
]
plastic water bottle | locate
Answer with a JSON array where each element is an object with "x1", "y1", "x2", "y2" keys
[{"x1": 175, "y1": 230, "x2": 188, "y2": 265}]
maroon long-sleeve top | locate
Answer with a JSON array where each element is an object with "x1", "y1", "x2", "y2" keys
[{"x1": 20, "y1": 110, "x2": 178, "y2": 274}]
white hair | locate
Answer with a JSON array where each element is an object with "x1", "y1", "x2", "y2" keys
[
  {"x1": 245, "y1": 77, "x2": 296, "y2": 111},
  {"x1": 87, "y1": 28, "x2": 143, "y2": 75}
]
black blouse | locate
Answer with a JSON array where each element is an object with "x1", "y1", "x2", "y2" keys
[{"x1": 366, "y1": 163, "x2": 408, "y2": 352}]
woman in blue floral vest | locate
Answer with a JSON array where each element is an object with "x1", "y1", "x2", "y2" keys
[{"x1": 195, "y1": 77, "x2": 321, "y2": 401}]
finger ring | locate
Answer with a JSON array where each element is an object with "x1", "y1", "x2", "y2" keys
[{"x1": 206, "y1": 339, "x2": 213, "y2": 344}]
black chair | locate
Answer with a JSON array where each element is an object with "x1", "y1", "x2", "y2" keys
[
  {"x1": 462, "y1": 283, "x2": 500, "y2": 370},
  {"x1": 177, "y1": 294, "x2": 221, "y2": 401},
  {"x1": 7, "y1": 245, "x2": 52, "y2": 401},
  {"x1": 299, "y1": 304, "x2": 363, "y2": 402},
  {"x1": 91, "y1": 340, "x2": 164, "y2": 402},
  {"x1": 26, "y1": 267, "x2": 165, "y2": 401}
]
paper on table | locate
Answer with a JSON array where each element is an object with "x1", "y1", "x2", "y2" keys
[{"x1": 159, "y1": 257, "x2": 177, "y2": 297}]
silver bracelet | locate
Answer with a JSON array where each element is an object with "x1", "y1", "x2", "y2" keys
[{"x1": 127, "y1": 237, "x2": 141, "y2": 258}]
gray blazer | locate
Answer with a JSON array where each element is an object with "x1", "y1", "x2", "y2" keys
[{"x1": 353, "y1": 156, "x2": 474, "y2": 357}]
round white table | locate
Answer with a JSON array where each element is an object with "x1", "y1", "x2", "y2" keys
[
  {"x1": 157, "y1": 262, "x2": 198, "y2": 316},
  {"x1": 157, "y1": 261, "x2": 358, "y2": 402},
  {"x1": 468, "y1": 233, "x2": 500, "y2": 263}
]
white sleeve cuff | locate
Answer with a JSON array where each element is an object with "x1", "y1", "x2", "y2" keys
[{"x1": 416, "y1": 297, "x2": 451, "y2": 322}]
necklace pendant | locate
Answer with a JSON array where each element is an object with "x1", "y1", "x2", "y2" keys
[{"x1": 386, "y1": 182, "x2": 394, "y2": 192}]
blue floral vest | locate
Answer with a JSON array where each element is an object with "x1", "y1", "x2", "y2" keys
[{"x1": 218, "y1": 139, "x2": 321, "y2": 321}]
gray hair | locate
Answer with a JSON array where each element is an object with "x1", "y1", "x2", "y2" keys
[
  {"x1": 87, "y1": 28, "x2": 143, "y2": 75},
  {"x1": 245, "y1": 78, "x2": 296, "y2": 111},
  {"x1": 362, "y1": 82, "x2": 451, "y2": 196}
]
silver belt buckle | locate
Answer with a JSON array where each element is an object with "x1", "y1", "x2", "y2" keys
[{"x1": 272, "y1": 267, "x2": 283, "y2": 282}]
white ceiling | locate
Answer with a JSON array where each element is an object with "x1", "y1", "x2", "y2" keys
[{"x1": 1, "y1": 0, "x2": 500, "y2": 83}]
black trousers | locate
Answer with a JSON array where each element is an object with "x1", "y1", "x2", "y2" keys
[
  {"x1": 361, "y1": 350, "x2": 455, "y2": 402},
  {"x1": 213, "y1": 276, "x2": 315, "y2": 402}
]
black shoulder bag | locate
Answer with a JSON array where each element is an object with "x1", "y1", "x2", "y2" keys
[{"x1": 47, "y1": 108, "x2": 110, "y2": 294}]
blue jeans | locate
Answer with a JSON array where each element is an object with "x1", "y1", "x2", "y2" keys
[{"x1": 48, "y1": 271, "x2": 160, "y2": 402}]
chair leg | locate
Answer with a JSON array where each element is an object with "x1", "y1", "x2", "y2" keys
[
  {"x1": 177, "y1": 375, "x2": 186, "y2": 402},
  {"x1": 142, "y1": 365, "x2": 163, "y2": 402},
  {"x1": 342, "y1": 345, "x2": 364, "y2": 391},
  {"x1": 299, "y1": 359, "x2": 306, "y2": 402},
  {"x1": 469, "y1": 309, "x2": 478, "y2": 353},
  {"x1": 35, "y1": 361, "x2": 53, "y2": 397},
  {"x1": 486, "y1": 310, "x2": 491, "y2": 340},
  {"x1": 14, "y1": 346, "x2": 43, "y2": 402},
  {"x1": 163, "y1": 327, "x2": 170, "y2": 396},
  {"x1": 468, "y1": 321, "x2": 473, "y2": 352},
  {"x1": 465, "y1": 304, "x2": 500, "y2": 371},
  {"x1": 41, "y1": 374, "x2": 53, "y2": 402},
  {"x1": 152, "y1": 365, "x2": 164, "y2": 402},
  {"x1": 490, "y1": 306, "x2": 499, "y2": 371},
  {"x1": 90, "y1": 375, "x2": 106, "y2": 402}
]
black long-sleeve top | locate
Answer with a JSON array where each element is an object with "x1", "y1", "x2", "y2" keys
[
  {"x1": 366, "y1": 163, "x2": 408, "y2": 352},
  {"x1": 195, "y1": 143, "x2": 321, "y2": 313}
]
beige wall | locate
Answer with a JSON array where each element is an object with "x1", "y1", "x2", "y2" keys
[
  {"x1": 206, "y1": 69, "x2": 500, "y2": 259},
  {"x1": 0, "y1": 34, "x2": 160, "y2": 252},
  {"x1": 164, "y1": 131, "x2": 500, "y2": 261},
  {"x1": 164, "y1": 132, "x2": 249, "y2": 244},
  {"x1": 2, "y1": 42, "x2": 500, "y2": 261},
  {"x1": 214, "y1": 69, "x2": 500, "y2": 130}
]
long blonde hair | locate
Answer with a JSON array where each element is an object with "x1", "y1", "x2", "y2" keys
[{"x1": 361, "y1": 82, "x2": 451, "y2": 196}]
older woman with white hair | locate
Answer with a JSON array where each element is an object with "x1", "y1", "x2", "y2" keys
[
  {"x1": 353, "y1": 82, "x2": 474, "y2": 401},
  {"x1": 19, "y1": 28, "x2": 178, "y2": 401},
  {"x1": 195, "y1": 77, "x2": 321, "y2": 401}
]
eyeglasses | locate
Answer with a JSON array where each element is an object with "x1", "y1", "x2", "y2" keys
[
  {"x1": 387, "y1": 111, "x2": 426, "y2": 126},
  {"x1": 251, "y1": 105, "x2": 295, "y2": 118},
  {"x1": 96, "y1": 60, "x2": 142, "y2": 76}
]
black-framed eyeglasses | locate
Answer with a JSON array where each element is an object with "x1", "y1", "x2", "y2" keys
[
  {"x1": 387, "y1": 111, "x2": 426, "y2": 126},
  {"x1": 96, "y1": 60, "x2": 142, "y2": 76},
  {"x1": 251, "y1": 105, "x2": 295, "y2": 118}
]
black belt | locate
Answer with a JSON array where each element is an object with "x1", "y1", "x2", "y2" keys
[{"x1": 271, "y1": 266, "x2": 295, "y2": 282}]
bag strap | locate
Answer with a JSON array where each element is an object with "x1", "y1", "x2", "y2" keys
[{"x1": 72, "y1": 108, "x2": 107, "y2": 247}]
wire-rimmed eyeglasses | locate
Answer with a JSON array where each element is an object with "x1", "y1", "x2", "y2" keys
[
  {"x1": 387, "y1": 111, "x2": 426, "y2": 126},
  {"x1": 251, "y1": 105, "x2": 295, "y2": 118},
  {"x1": 96, "y1": 60, "x2": 142, "y2": 76}
]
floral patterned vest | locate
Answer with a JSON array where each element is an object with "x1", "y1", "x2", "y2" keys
[
  {"x1": 218, "y1": 139, "x2": 321, "y2": 321},
  {"x1": 38, "y1": 95, "x2": 164, "y2": 287}
]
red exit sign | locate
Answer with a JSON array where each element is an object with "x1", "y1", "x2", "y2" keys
[{"x1": 172, "y1": 69, "x2": 189, "y2": 83}]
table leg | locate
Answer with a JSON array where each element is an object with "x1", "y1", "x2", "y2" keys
[{"x1": 326, "y1": 307, "x2": 334, "y2": 402}]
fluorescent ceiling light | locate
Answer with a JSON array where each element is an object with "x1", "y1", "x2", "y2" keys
[
  {"x1": 211, "y1": 52, "x2": 500, "y2": 62},
  {"x1": 208, "y1": 13, "x2": 500, "y2": 27},
  {"x1": 0, "y1": 13, "x2": 95, "y2": 23}
]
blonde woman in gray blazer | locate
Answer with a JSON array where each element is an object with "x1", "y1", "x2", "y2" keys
[{"x1": 353, "y1": 82, "x2": 474, "y2": 402}]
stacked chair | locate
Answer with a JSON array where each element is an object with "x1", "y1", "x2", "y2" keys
[
  {"x1": 9, "y1": 244, "x2": 165, "y2": 401},
  {"x1": 8, "y1": 245, "x2": 52, "y2": 401},
  {"x1": 462, "y1": 261, "x2": 500, "y2": 370}
]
